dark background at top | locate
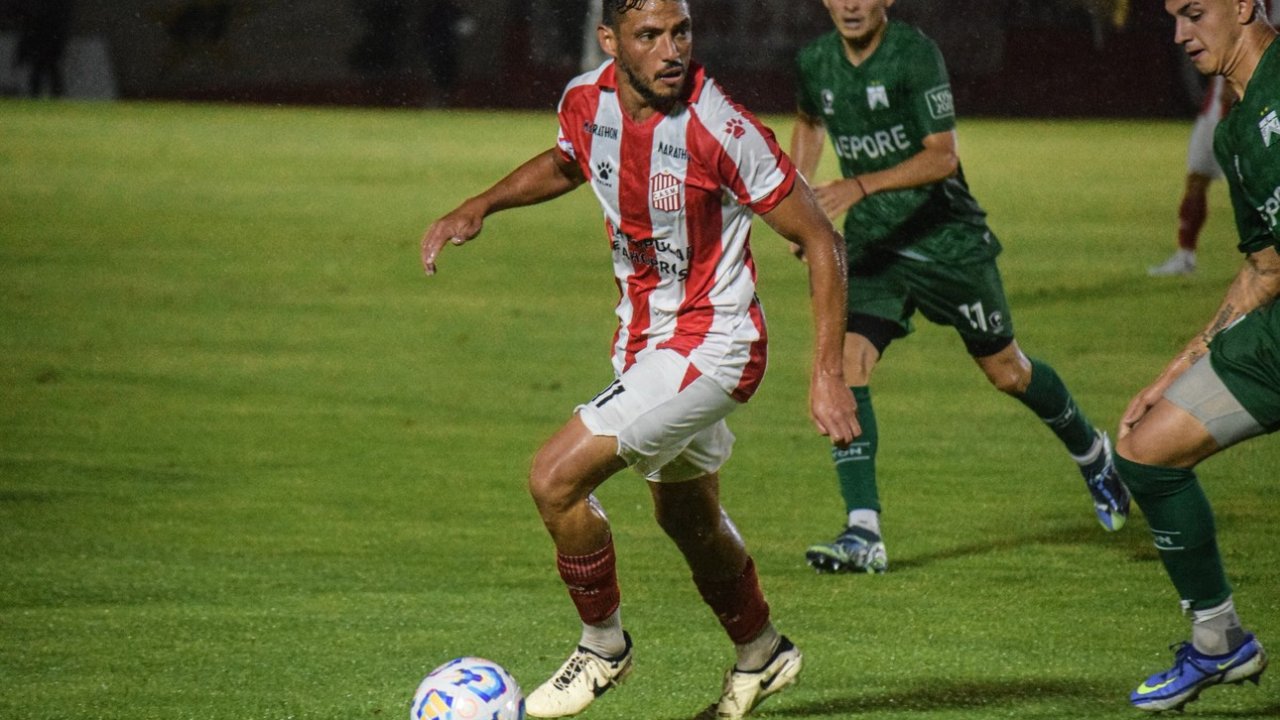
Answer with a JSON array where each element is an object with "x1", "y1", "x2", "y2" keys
[{"x1": 0, "y1": 0, "x2": 1200, "y2": 117}]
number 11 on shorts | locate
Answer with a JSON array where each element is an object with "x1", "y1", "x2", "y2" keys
[
  {"x1": 959, "y1": 301, "x2": 988, "y2": 332},
  {"x1": 592, "y1": 380, "x2": 626, "y2": 408}
]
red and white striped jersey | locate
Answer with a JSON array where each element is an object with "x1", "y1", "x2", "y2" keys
[{"x1": 555, "y1": 61, "x2": 797, "y2": 403}]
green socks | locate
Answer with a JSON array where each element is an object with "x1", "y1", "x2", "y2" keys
[
  {"x1": 833, "y1": 386, "x2": 880, "y2": 514},
  {"x1": 1017, "y1": 358, "x2": 1097, "y2": 457},
  {"x1": 1114, "y1": 455, "x2": 1232, "y2": 611}
]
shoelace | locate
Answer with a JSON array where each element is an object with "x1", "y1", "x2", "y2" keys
[
  {"x1": 553, "y1": 653, "x2": 591, "y2": 690},
  {"x1": 1163, "y1": 642, "x2": 1198, "y2": 676},
  {"x1": 1088, "y1": 471, "x2": 1121, "y2": 505}
]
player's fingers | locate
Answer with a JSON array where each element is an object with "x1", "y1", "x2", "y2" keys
[
  {"x1": 421, "y1": 233, "x2": 442, "y2": 276},
  {"x1": 422, "y1": 226, "x2": 459, "y2": 276}
]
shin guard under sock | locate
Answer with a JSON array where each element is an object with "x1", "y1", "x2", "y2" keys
[
  {"x1": 1018, "y1": 358, "x2": 1097, "y2": 457},
  {"x1": 833, "y1": 386, "x2": 880, "y2": 514},
  {"x1": 557, "y1": 540, "x2": 621, "y2": 625},
  {"x1": 693, "y1": 557, "x2": 771, "y2": 645},
  {"x1": 1115, "y1": 455, "x2": 1232, "y2": 610}
]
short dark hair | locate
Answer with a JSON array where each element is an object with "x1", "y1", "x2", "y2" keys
[{"x1": 602, "y1": 0, "x2": 649, "y2": 29}]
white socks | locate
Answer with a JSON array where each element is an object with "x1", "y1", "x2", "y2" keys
[
  {"x1": 1191, "y1": 597, "x2": 1246, "y2": 656},
  {"x1": 579, "y1": 610, "x2": 627, "y2": 657},
  {"x1": 847, "y1": 509, "x2": 881, "y2": 537},
  {"x1": 735, "y1": 622, "x2": 781, "y2": 671}
]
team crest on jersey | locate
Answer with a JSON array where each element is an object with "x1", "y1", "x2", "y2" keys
[
  {"x1": 650, "y1": 172, "x2": 683, "y2": 212},
  {"x1": 1260, "y1": 109, "x2": 1280, "y2": 148},
  {"x1": 866, "y1": 84, "x2": 889, "y2": 110},
  {"x1": 821, "y1": 89, "x2": 836, "y2": 116}
]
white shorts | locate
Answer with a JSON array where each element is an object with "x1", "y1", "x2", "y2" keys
[
  {"x1": 577, "y1": 349, "x2": 740, "y2": 483},
  {"x1": 1187, "y1": 111, "x2": 1225, "y2": 179},
  {"x1": 1187, "y1": 76, "x2": 1228, "y2": 179}
]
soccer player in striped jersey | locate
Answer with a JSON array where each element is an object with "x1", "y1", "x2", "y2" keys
[
  {"x1": 1120, "y1": 0, "x2": 1277, "y2": 710},
  {"x1": 420, "y1": 2, "x2": 859, "y2": 717},
  {"x1": 790, "y1": 0, "x2": 1131, "y2": 575}
]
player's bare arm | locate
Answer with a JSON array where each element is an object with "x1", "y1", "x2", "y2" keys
[
  {"x1": 789, "y1": 109, "x2": 828, "y2": 183},
  {"x1": 1120, "y1": 245, "x2": 1280, "y2": 437},
  {"x1": 421, "y1": 149, "x2": 587, "y2": 275},
  {"x1": 784, "y1": 110, "x2": 830, "y2": 260},
  {"x1": 813, "y1": 129, "x2": 960, "y2": 220},
  {"x1": 760, "y1": 180, "x2": 861, "y2": 446}
]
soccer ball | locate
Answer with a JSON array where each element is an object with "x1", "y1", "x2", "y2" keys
[{"x1": 410, "y1": 656, "x2": 525, "y2": 720}]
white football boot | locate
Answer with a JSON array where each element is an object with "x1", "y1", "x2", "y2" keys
[
  {"x1": 1148, "y1": 249, "x2": 1197, "y2": 277},
  {"x1": 525, "y1": 632, "x2": 633, "y2": 718},
  {"x1": 701, "y1": 636, "x2": 803, "y2": 719}
]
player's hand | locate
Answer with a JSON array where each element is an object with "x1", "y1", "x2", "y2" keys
[
  {"x1": 1118, "y1": 381, "x2": 1167, "y2": 440},
  {"x1": 810, "y1": 373, "x2": 861, "y2": 447},
  {"x1": 813, "y1": 178, "x2": 866, "y2": 220},
  {"x1": 421, "y1": 199, "x2": 486, "y2": 276}
]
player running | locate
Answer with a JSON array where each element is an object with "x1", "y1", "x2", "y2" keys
[
  {"x1": 790, "y1": 0, "x2": 1132, "y2": 574},
  {"x1": 1119, "y1": 0, "x2": 1277, "y2": 711},
  {"x1": 421, "y1": 1, "x2": 859, "y2": 717}
]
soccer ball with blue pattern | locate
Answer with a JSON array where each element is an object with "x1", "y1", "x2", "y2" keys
[{"x1": 410, "y1": 656, "x2": 525, "y2": 720}]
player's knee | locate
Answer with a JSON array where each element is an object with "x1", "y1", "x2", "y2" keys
[
  {"x1": 655, "y1": 505, "x2": 713, "y2": 546},
  {"x1": 652, "y1": 481, "x2": 720, "y2": 544},
  {"x1": 1116, "y1": 431, "x2": 1166, "y2": 469},
  {"x1": 986, "y1": 364, "x2": 1030, "y2": 395},
  {"x1": 527, "y1": 453, "x2": 575, "y2": 517}
]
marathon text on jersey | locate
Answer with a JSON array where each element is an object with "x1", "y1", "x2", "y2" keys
[
  {"x1": 657, "y1": 142, "x2": 689, "y2": 161},
  {"x1": 585, "y1": 121, "x2": 620, "y2": 140}
]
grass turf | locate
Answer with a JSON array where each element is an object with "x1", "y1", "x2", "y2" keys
[{"x1": 1, "y1": 100, "x2": 1276, "y2": 719}]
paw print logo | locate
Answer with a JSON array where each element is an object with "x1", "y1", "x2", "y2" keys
[
  {"x1": 596, "y1": 161, "x2": 614, "y2": 182},
  {"x1": 724, "y1": 118, "x2": 746, "y2": 139}
]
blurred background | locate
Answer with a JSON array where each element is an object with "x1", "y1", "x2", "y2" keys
[{"x1": 0, "y1": 0, "x2": 1200, "y2": 116}]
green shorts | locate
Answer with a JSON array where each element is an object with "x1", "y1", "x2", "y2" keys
[
  {"x1": 1208, "y1": 298, "x2": 1280, "y2": 433},
  {"x1": 848, "y1": 250, "x2": 1015, "y2": 356}
]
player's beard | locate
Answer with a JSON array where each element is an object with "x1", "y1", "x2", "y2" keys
[{"x1": 618, "y1": 57, "x2": 685, "y2": 111}]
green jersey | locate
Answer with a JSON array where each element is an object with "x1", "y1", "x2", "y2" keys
[
  {"x1": 1214, "y1": 39, "x2": 1280, "y2": 256},
  {"x1": 1208, "y1": 38, "x2": 1280, "y2": 429},
  {"x1": 795, "y1": 22, "x2": 995, "y2": 265}
]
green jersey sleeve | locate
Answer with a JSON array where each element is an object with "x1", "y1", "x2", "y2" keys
[
  {"x1": 1214, "y1": 42, "x2": 1280, "y2": 255},
  {"x1": 906, "y1": 39, "x2": 956, "y2": 137},
  {"x1": 796, "y1": 54, "x2": 820, "y2": 118}
]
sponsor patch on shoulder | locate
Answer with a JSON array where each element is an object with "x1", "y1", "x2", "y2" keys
[{"x1": 926, "y1": 84, "x2": 954, "y2": 120}]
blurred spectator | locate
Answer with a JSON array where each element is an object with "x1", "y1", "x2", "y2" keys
[{"x1": 13, "y1": 0, "x2": 74, "y2": 98}]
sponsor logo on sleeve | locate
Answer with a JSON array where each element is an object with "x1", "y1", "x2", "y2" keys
[{"x1": 926, "y1": 84, "x2": 955, "y2": 120}]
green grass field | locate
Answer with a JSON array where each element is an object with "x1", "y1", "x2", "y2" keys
[{"x1": 1, "y1": 100, "x2": 1276, "y2": 720}]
